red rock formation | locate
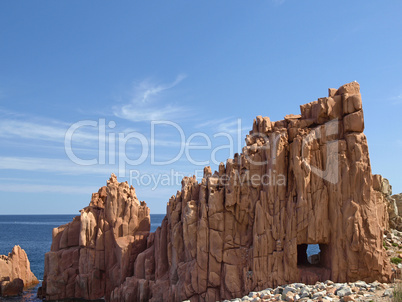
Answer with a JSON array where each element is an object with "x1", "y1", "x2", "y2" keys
[
  {"x1": 38, "y1": 174, "x2": 150, "y2": 300},
  {"x1": 0, "y1": 245, "x2": 38, "y2": 297},
  {"x1": 41, "y1": 82, "x2": 392, "y2": 301}
]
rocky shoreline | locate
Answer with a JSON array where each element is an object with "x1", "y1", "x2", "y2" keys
[{"x1": 220, "y1": 280, "x2": 397, "y2": 302}]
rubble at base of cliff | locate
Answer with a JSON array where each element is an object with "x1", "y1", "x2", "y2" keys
[{"x1": 217, "y1": 280, "x2": 397, "y2": 302}]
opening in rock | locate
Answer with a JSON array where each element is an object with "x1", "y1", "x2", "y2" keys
[
  {"x1": 307, "y1": 244, "x2": 321, "y2": 265},
  {"x1": 297, "y1": 244, "x2": 322, "y2": 266},
  {"x1": 297, "y1": 244, "x2": 331, "y2": 284}
]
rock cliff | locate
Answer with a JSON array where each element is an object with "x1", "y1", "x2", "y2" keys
[
  {"x1": 40, "y1": 82, "x2": 392, "y2": 301},
  {"x1": 38, "y1": 175, "x2": 150, "y2": 300},
  {"x1": 0, "y1": 245, "x2": 38, "y2": 297}
]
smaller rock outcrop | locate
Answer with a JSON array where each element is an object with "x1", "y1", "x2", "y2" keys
[
  {"x1": 38, "y1": 173, "x2": 151, "y2": 301},
  {"x1": 1, "y1": 278, "x2": 24, "y2": 297},
  {"x1": 392, "y1": 193, "x2": 402, "y2": 217},
  {"x1": 0, "y1": 245, "x2": 38, "y2": 297},
  {"x1": 373, "y1": 175, "x2": 402, "y2": 231}
]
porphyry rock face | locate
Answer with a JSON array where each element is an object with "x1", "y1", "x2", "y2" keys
[
  {"x1": 42, "y1": 82, "x2": 392, "y2": 302},
  {"x1": 38, "y1": 174, "x2": 150, "y2": 301},
  {"x1": 110, "y1": 82, "x2": 391, "y2": 302},
  {"x1": 0, "y1": 245, "x2": 38, "y2": 297}
]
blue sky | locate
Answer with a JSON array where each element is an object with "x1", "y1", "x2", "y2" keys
[{"x1": 1, "y1": 1, "x2": 401, "y2": 214}]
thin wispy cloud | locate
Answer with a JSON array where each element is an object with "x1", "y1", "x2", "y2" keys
[
  {"x1": 136, "y1": 75, "x2": 186, "y2": 103},
  {"x1": 0, "y1": 119, "x2": 99, "y2": 143},
  {"x1": 0, "y1": 109, "x2": 187, "y2": 151},
  {"x1": 219, "y1": 120, "x2": 250, "y2": 135},
  {"x1": 0, "y1": 107, "x2": 25, "y2": 118},
  {"x1": 113, "y1": 74, "x2": 189, "y2": 122},
  {"x1": 391, "y1": 94, "x2": 402, "y2": 105},
  {"x1": 0, "y1": 108, "x2": 108, "y2": 146},
  {"x1": 272, "y1": 0, "x2": 285, "y2": 5},
  {"x1": 196, "y1": 117, "x2": 249, "y2": 135},
  {"x1": 0, "y1": 156, "x2": 116, "y2": 175},
  {"x1": 0, "y1": 114, "x2": 198, "y2": 156},
  {"x1": 196, "y1": 117, "x2": 234, "y2": 129},
  {"x1": 3, "y1": 139, "x2": 100, "y2": 155},
  {"x1": 0, "y1": 183, "x2": 98, "y2": 194},
  {"x1": 0, "y1": 156, "x2": 197, "y2": 175}
]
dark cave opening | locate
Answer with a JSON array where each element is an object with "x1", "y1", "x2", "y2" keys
[{"x1": 297, "y1": 244, "x2": 322, "y2": 266}]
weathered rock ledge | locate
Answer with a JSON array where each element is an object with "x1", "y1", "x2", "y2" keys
[
  {"x1": 39, "y1": 82, "x2": 392, "y2": 301},
  {"x1": 0, "y1": 245, "x2": 39, "y2": 297}
]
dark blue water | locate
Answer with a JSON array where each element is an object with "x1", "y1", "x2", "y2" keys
[
  {"x1": 0, "y1": 215, "x2": 77, "y2": 282},
  {"x1": 0, "y1": 214, "x2": 165, "y2": 301}
]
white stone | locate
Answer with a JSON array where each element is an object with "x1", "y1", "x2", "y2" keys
[{"x1": 336, "y1": 287, "x2": 352, "y2": 297}]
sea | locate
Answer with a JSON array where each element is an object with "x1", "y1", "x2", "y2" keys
[{"x1": 0, "y1": 215, "x2": 319, "y2": 301}]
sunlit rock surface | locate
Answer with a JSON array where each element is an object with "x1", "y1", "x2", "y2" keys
[
  {"x1": 0, "y1": 245, "x2": 38, "y2": 297},
  {"x1": 41, "y1": 82, "x2": 391, "y2": 301}
]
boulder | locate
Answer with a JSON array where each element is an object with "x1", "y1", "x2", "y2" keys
[
  {"x1": 0, "y1": 278, "x2": 24, "y2": 297},
  {"x1": 0, "y1": 246, "x2": 38, "y2": 297}
]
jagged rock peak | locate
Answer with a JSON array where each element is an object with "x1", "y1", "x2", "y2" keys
[{"x1": 38, "y1": 175, "x2": 150, "y2": 300}]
